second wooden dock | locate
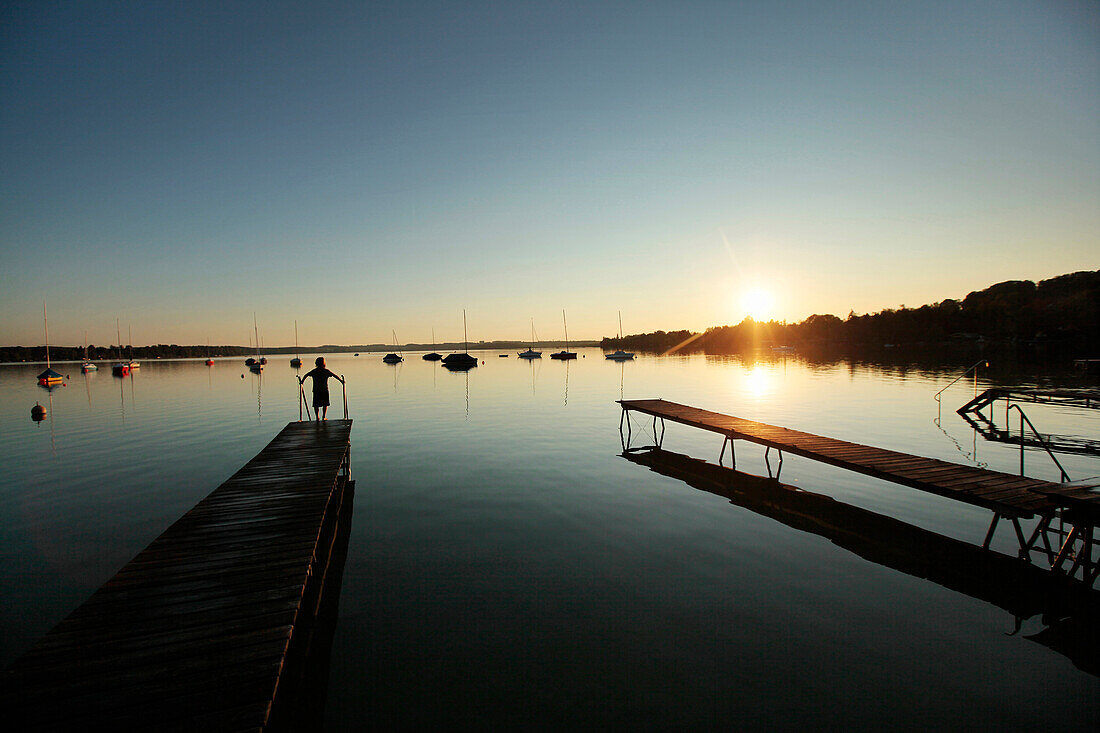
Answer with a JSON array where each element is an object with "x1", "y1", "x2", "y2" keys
[{"x1": 618, "y1": 399, "x2": 1068, "y2": 517}]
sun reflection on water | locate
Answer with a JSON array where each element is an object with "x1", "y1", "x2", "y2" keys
[{"x1": 743, "y1": 365, "x2": 770, "y2": 398}]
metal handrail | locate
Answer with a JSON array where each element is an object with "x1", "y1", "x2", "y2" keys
[
  {"x1": 298, "y1": 380, "x2": 313, "y2": 421},
  {"x1": 1007, "y1": 404, "x2": 1070, "y2": 482},
  {"x1": 933, "y1": 359, "x2": 989, "y2": 403},
  {"x1": 341, "y1": 376, "x2": 348, "y2": 420},
  {"x1": 298, "y1": 375, "x2": 347, "y2": 421}
]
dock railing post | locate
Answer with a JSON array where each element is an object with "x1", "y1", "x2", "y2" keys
[{"x1": 341, "y1": 376, "x2": 348, "y2": 420}]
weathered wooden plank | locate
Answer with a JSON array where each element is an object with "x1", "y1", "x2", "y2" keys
[
  {"x1": 4, "y1": 419, "x2": 354, "y2": 731},
  {"x1": 619, "y1": 399, "x2": 1067, "y2": 515}
]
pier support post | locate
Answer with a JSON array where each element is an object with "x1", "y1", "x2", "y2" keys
[
  {"x1": 765, "y1": 447, "x2": 784, "y2": 481},
  {"x1": 982, "y1": 513, "x2": 1001, "y2": 550},
  {"x1": 1052, "y1": 525, "x2": 1080, "y2": 572},
  {"x1": 719, "y1": 435, "x2": 735, "y2": 469}
]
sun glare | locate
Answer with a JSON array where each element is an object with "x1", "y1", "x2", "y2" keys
[
  {"x1": 741, "y1": 288, "x2": 774, "y2": 321},
  {"x1": 744, "y1": 365, "x2": 770, "y2": 398}
]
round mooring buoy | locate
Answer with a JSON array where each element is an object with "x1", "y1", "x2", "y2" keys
[{"x1": 31, "y1": 403, "x2": 46, "y2": 421}]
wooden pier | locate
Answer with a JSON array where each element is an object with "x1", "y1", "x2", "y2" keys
[
  {"x1": 618, "y1": 399, "x2": 1099, "y2": 582},
  {"x1": 3, "y1": 419, "x2": 354, "y2": 731}
]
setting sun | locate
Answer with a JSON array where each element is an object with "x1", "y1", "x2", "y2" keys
[{"x1": 741, "y1": 288, "x2": 774, "y2": 321}]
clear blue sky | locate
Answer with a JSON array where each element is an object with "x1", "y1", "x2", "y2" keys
[{"x1": 2, "y1": 0, "x2": 1097, "y2": 347}]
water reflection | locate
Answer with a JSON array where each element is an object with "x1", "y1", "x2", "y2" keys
[
  {"x1": 621, "y1": 447, "x2": 1100, "y2": 677},
  {"x1": 529, "y1": 356, "x2": 540, "y2": 397},
  {"x1": 250, "y1": 370, "x2": 263, "y2": 421},
  {"x1": 743, "y1": 365, "x2": 770, "y2": 398},
  {"x1": 563, "y1": 359, "x2": 570, "y2": 406}
]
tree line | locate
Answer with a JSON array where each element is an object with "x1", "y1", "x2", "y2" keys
[{"x1": 600, "y1": 270, "x2": 1100, "y2": 358}]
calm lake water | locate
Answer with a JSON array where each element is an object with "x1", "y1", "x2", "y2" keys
[{"x1": 2, "y1": 349, "x2": 1098, "y2": 728}]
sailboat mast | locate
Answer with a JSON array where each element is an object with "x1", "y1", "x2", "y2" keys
[
  {"x1": 618, "y1": 311, "x2": 624, "y2": 340},
  {"x1": 562, "y1": 309, "x2": 569, "y2": 351},
  {"x1": 294, "y1": 320, "x2": 299, "y2": 359},
  {"x1": 43, "y1": 301, "x2": 51, "y2": 369},
  {"x1": 463, "y1": 309, "x2": 469, "y2": 353},
  {"x1": 128, "y1": 325, "x2": 133, "y2": 361},
  {"x1": 116, "y1": 319, "x2": 122, "y2": 361},
  {"x1": 253, "y1": 313, "x2": 260, "y2": 358}
]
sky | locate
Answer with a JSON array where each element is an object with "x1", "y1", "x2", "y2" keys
[{"x1": 2, "y1": 0, "x2": 1098, "y2": 347}]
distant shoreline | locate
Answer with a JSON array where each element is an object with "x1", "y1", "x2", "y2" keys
[{"x1": 0, "y1": 341, "x2": 602, "y2": 365}]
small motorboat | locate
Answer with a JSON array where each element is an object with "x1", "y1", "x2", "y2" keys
[{"x1": 37, "y1": 368, "x2": 63, "y2": 387}]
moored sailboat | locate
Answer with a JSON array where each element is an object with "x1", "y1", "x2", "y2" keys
[
  {"x1": 550, "y1": 310, "x2": 577, "y2": 360},
  {"x1": 604, "y1": 311, "x2": 635, "y2": 361},
  {"x1": 441, "y1": 310, "x2": 478, "y2": 370},
  {"x1": 37, "y1": 302, "x2": 63, "y2": 387},
  {"x1": 249, "y1": 315, "x2": 263, "y2": 372},
  {"x1": 81, "y1": 331, "x2": 98, "y2": 372},
  {"x1": 126, "y1": 326, "x2": 140, "y2": 369},
  {"x1": 518, "y1": 319, "x2": 542, "y2": 359},
  {"x1": 423, "y1": 328, "x2": 442, "y2": 361},
  {"x1": 383, "y1": 330, "x2": 404, "y2": 364},
  {"x1": 112, "y1": 319, "x2": 129, "y2": 376},
  {"x1": 290, "y1": 320, "x2": 302, "y2": 367}
]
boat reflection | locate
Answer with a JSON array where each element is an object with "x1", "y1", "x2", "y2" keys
[{"x1": 621, "y1": 447, "x2": 1100, "y2": 677}]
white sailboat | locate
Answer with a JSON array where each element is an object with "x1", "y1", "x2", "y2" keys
[
  {"x1": 605, "y1": 312, "x2": 635, "y2": 361},
  {"x1": 81, "y1": 331, "x2": 98, "y2": 372}
]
